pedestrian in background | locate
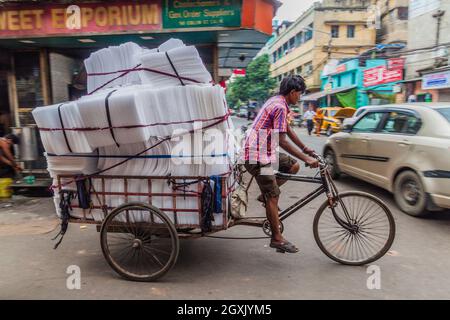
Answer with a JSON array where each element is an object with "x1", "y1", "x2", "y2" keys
[
  {"x1": 303, "y1": 104, "x2": 316, "y2": 135},
  {"x1": 0, "y1": 134, "x2": 22, "y2": 178}
]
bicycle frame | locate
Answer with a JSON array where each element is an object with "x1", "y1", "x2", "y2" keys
[
  {"x1": 275, "y1": 172, "x2": 324, "y2": 222},
  {"x1": 275, "y1": 158, "x2": 356, "y2": 232}
]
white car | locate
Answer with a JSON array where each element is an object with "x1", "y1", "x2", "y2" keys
[{"x1": 323, "y1": 103, "x2": 450, "y2": 217}]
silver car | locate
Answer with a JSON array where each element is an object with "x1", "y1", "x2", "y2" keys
[{"x1": 323, "y1": 103, "x2": 450, "y2": 217}]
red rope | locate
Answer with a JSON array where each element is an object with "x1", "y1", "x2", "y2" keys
[
  {"x1": 87, "y1": 64, "x2": 208, "y2": 95},
  {"x1": 38, "y1": 113, "x2": 229, "y2": 132}
]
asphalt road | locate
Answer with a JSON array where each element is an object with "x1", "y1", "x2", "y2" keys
[{"x1": 1, "y1": 116, "x2": 450, "y2": 299}]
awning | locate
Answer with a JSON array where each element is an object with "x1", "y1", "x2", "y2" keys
[{"x1": 301, "y1": 85, "x2": 357, "y2": 101}]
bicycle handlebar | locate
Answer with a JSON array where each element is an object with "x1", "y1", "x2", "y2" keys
[{"x1": 305, "y1": 152, "x2": 327, "y2": 168}]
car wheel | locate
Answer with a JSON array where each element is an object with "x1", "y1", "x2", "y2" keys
[
  {"x1": 324, "y1": 148, "x2": 341, "y2": 180},
  {"x1": 326, "y1": 126, "x2": 333, "y2": 137},
  {"x1": 394, "y1": 170, "x2": 429, "y2": 217}
]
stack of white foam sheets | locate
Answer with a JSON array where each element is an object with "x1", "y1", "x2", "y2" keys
[
  {"x1": 84, "y1": 42, "x2": 143, "y2": 94},
  {"x1": 169, "y1": 132, "x2": 230, "y2": 177},
  {"x1": 35, "y1": 84, "x2": 229, "y2": 155},
  {"x1": 97, "y1": 138, "x2": 171, "y2": 176},
  {"x1": 45, "y1": 152, "x2": 99, "y2": 177},
  {"x1": 85, "y1": 39, "x2": 187, "y2": 94},
  {"x1": 76, "y1": 85, "x2": 151, "y2": 149},
  {"x1": 139, "y1": 46, "x2": 212, "y2": 88},
  {"x1": 134, "y1": 84, "x2": 229, "y2": 136},
  {"x1": 32, "y1": 102, "x2": 93, "y2": 155}
]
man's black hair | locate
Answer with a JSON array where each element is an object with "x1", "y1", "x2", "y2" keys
[
  {"x1": 5, "y1": 133, "x2": 20, "y2": 145},
  {"x1": 279, "y1": 75, "x2": 307, "y2": 96}
]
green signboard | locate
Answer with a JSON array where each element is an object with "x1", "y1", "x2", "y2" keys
[{"x1": 163, "y1": 0, "x2": 242, "y2": 29}]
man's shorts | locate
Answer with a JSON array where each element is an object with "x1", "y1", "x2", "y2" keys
[{"x1": 244, "y1": 153, "x2": 297, "y2": 199}]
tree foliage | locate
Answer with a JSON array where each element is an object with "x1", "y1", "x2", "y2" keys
[{"x1": 226, "y1": 54, "x2": 277, "y2": 108}]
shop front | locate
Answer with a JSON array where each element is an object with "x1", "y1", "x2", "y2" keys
[
  {"x1": 417, "y1": 69, "x2": 450, "y2": 102},
  {"x1": 0, "y1": 0, "x2": 278, "y2": 168}
]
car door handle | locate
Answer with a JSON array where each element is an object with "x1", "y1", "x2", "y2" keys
[
  {"x1": 361, "y1": 138, "x2": 371, "y2": 142},
  {"x1": 398, "y1": 141, "x2": 411, "y2": 146}
]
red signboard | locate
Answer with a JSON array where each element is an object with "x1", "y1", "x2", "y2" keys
[
  {"x1": 0, "y1": 1, "x2": 161, "y2": 37},
  {"x1": 388, "y1": 58, "x2": 405, "y2": 70},
  {"x1": 233, "y1": 69, "x2": 246, "y2": 76},
  {"x1": 363, "y1": 65, "x2": 403, "y2": 87}
]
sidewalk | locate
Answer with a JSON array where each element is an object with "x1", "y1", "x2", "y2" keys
[{"x1": 0, "y1": 196, "x2": 58, "y2": 237}]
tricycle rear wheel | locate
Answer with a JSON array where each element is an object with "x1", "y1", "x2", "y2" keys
[{"x1": 100, "y1": 202, "x2": 179, "y2": 282}]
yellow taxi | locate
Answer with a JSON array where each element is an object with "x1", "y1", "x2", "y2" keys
[{"x1": 315, "y1": 107, "x2": 357, "y2": 136}]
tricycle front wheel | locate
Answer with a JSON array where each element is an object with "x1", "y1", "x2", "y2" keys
[
  {"x1": 313, "y1": 191, "x2": 395, "y2": 266},
  {"x1": 100, "y1": 202, "x2": 179, "y2": 282}
]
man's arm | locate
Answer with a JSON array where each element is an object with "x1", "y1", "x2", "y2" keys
[
  {"x1": 287, "y1": 125, "x2": 314, "y2": 155},
  {"x1": 2, "y1": 146, "x2": 15, "y2": 163},
  {"x1": 279, "y1": 133, "x2": 318, "y2": 167},
  {"x1": 0, "y1": 155, "x2": 14, "y2": 167},
  {"x1": 0, "y1": 142, "x2": 21, "y2": 171}
]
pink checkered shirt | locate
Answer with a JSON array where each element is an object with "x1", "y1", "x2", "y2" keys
[{"x1": 242, "y1": 95, "x2": 290, "y2": 164}]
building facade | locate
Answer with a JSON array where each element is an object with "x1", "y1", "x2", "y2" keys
[
  {"x1": 376, "y1": 0, "x2": 409, "y2": 45},
  {"x1": 268, "y1": 0, "x2": 377, "y2": 92},
  {"x1": 405, "y1": 0, "x2": 450, "y2": 102}
]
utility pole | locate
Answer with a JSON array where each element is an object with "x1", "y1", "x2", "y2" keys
[{"x1": 432, "y1": 10, "x2": 446, "y2": 66}]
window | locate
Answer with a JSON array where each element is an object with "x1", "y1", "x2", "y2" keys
[
  {"x1": 296, "y1": 66, "x2": 302, "y2": 75},
  {"x1": 437, "y1": 108, "x2": 450, "y2": 123},
  {"x1": 354, "y1": 107, "x2": 368, "y2": 118},
  {"x1": 337, "y1": 76, "x2": 342, "y2": 87},
  {"x1": 289, "y1": 37, "x2": 295, "y2": 49},
  {"x1": 351, "y1": 72, "x2": 356, "y2": 85},
  {"x1": 277, "y1": 47, "x2": 282, "y2": 59},
  {"x1": 283, "y1": 42, "x2": 288, "y2": 53},
  {"x1": 331, "y1": 25, "x2": 339, "y2": 38},
  {"x1": 347, "y1": 25, "x2": 355, "y2": 38},
  {"x1": 304, "y1": 62, "x2": 313, "y2": 76},
  {"x1": 272, "y1": 52, "x2": 277, "y2": 63},
  {"x1": 352, "y1": 112, "x2": 385, "y2": 133},
  {"x1": 381, "y1": 112, "x2": 422, "y2": 135},
  {"x1": 398, "y1": 7, "x2": 409, "y2": 20},
  {"x1": 304, "y1": 23, "x2": 313, "y2": 41}
]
